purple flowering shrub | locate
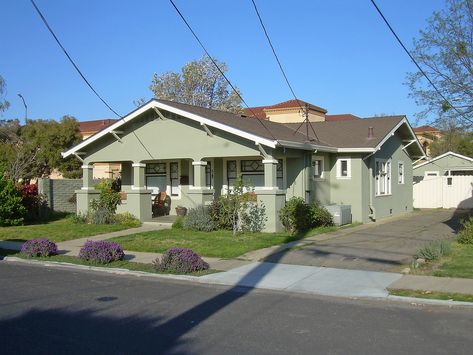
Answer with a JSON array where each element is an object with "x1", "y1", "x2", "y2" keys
[
  {"x1": 78, "y1": 240, "x2": 125, "y2": 264},
  {"x1": 154, "y1": 247, "x2": 209, "y2": 273},
  {"x1": 21, "y1": 238, "x2": 58, "y2": 258}
]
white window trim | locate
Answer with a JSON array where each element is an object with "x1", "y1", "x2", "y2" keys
[
  {"x1": 398, "y1": 161, "x2": 405, "y2": 184},
  {"x1": 312, "y1": 155, "x2": 325, "y2": 180},
  {"x1": 336, "y1": 157, "x2": 351, "y2": 179},
  {"x1": 145, "y1": 160, "x2": 181, "y2": 199},
  {"x1": 425, "y1": 171, "x2": 439, "y2": 177},
  {"x1": 375, "y1": 158, "x2": 392, "y2": 197}
]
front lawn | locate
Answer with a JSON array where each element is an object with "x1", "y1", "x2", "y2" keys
[
  {"x1": 0, "y1": 215, "x2": 136, "y2": 243},
  {"x1": 412, "y1": 243, "x2": 473, "y2": 279},
  {"x1": 109, "y1": 226, "x2": 336, "y2": 259}
]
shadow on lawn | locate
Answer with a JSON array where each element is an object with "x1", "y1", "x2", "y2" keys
[{"x1": 0, "y1": 243, "x2": 292, "y2": 354}]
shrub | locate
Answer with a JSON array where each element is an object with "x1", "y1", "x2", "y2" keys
[
  {"x1": 457, "y1": 217, "x2": 473, "y2": 244},
  {"x1": 69, "y1": 212, "x2": 88, "y2": 224},
  {"x1": 21, "y1": 238, "x2": 58, "y2": 258},
  {"x1": 415, "y1": 240, "x2": 452, "y2": 261},
  {"x1": 78, "y1": 240, "x2": 125, "y2": 264},
  {"x1": 242, "y1": 202, "x2": 267, "y2": 232},
  {"x1": 0, "y1": 175, "x2": 26, "y2": 226},
  {"x1": 209, "y1": 197, "x2": 233, "y2": 230},
  {"x1": 172, "y1": 216, "x2": 185, "y2": 229},
  {"x1": 89, "y1": 207, "x2": 115, "y2": 225},
  {"x1": 154, "y1": 247, "x2": 209, "y2": 273},
  {"x1": 114, "y1": 212, "x2": 141, "y2": 228},
  {"x1": 93, "y1": 179, "x2": 121, "y2": 213},
  {"x1": 183, "y1": 206, "x2": 215, "y2": 232},
  {"x1": 16, "y1": 183, "x2": 47, "y2": 222},
  {"x1": 309, "y1": 202, "x2": 334, "y2": 227},
  {"x1": 279, "y1": 197, "x2": 311, "y2": 234}
]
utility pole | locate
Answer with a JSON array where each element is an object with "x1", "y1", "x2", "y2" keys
[{"x1": 17, "y1": 93, "x2": 27, "y2": 124}]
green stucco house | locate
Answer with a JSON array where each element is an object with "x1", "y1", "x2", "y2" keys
[{"x1": 62, "y1": 99, "x2": 425, "y2": 232}]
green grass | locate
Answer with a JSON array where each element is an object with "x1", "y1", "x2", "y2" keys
[
  {"x1": 0, "y1": 214, "x2": 136, "y2": 242},
  {"x1": 432, "y1": 243, "x2": 473, "y2": 278},
  {"x1": 0, "y1": 249, "x2": 215, "y2": 276},
  {"x1": 109, "y1": 225, "x2": 337, "y2": 259},
  {"x1": 389, "y1": 288, "x2": 473, "y2": 303}
]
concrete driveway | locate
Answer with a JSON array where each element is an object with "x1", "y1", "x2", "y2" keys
[{"x1": 265, "y1": 209, "x2": 470, "y2": 272}]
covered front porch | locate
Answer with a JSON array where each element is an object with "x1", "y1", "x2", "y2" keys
[{"x1": 76, "y1": 156, "x2": 287, "y2": 232}]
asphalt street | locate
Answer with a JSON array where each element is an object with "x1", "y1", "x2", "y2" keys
[{"x1": 1, "y1": 262, "x2": 472, "y2": 355}]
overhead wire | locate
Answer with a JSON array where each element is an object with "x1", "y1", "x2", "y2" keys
[
  {"x1": 250, "y1": 0, "x2": 320, "y2": 141},
  {"x1": 30, "y1": 0, "x2": 155, "y2": 159},
  {"x1": 168, "y1": 0, "x2": 279, "y2": 143},
  {"x1": 369, "y1": 0, "x2": 473, "y2": 126}
]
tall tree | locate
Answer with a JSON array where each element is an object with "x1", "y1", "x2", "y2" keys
[
  {"x1": 0, "y1": 75, "x2": 10, "y2": 114},
  {"x1": 0, "y1": 116, "x2": 82, "y2": 180},
  {"x1": 150, "y1": 56, "x2": 242, "y2": 113},
  {"x1": 429, "y1": 128, "x2": 473, "y2": 157},
  {"x1": 406, "y1": 0, "x2": 473, "y2": 125}
]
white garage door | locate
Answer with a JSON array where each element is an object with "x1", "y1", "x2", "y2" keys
[{"x1": 413, "y1": 176, "x2": 473, "y2": 209}]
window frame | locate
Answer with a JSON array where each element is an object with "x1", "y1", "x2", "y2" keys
[
  {"x1": 398, "y1": 161, "x2": 405, "y2": 184},
  {"x1": 312, "y1": 156, "x2": 325, "y2": 179},
  {"x1": 375, "y1": 158, "x2": 392, "y2": 196},
  {"x1": 336, "y1": 157, "x2": 351, "y2": 179}
]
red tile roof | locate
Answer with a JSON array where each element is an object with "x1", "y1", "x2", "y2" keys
[
  {"x1": 243, "y1": 99, "x2": 327, "y2": 119},
  {"x1": 79, "y1": 119, "x2": 117, "y2": 135},
  {"x1": 325, "y1": 114, "x2": 360, "y2": 121},
  {"x1": 413, "y1": 125, "x2": 439, "y2": 133}
]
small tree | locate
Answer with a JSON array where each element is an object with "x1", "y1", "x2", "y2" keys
[{"x1": 0, "y1": 175, "x2": 26, "y2": 226}]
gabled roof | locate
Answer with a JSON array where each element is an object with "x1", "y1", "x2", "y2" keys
[
  {"x1": 243, "y1": 99, "x2": 327, "y2": 119},
  {"x1": 413, "y1": 125, "x2": 439, "y2": 133},
  {"x1": 62, "y1": 99, "x2": 424, "y2": 159},
  {"x1": 413, "y1": 151, "x2": 473, "y2": 169}
]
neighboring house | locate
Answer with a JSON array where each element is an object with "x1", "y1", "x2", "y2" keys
[
  {"x1": 413, "y1": 125, "x2": 442, "y2": 157},
  {"x1": 78, "y1": 119, "x2": 120, "y2": 179},
  {"x1": 62, "y1": 99, "x2": 424, "y2": 232},
  {"x1": 413, "y1": 151, "x2": 473, "y2": 209}
]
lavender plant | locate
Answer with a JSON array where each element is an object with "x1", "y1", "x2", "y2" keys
[
  {"x1": 154, "y1": 247, "x2": 209, "y2": 273},
  {"x1": 78, "y1": 240, "x2": 125, "y2": 264},
  {"x1": 21, "y1": 238, "x2": 58, "y2": 258}
]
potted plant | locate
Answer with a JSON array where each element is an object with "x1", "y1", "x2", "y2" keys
[{"x1": 175, "y1": 205, "x2": 187, "y2": 216}]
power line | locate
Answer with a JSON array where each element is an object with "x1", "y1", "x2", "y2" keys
[
  {"x1": 30, "y1": 0, "x2": 155, "y2": 159},
  {"x1": 168, "y1": 0, "x2": 278, "y2": 142},
  {"x1": 369, "y1": 0, "x2": 473, "y2": 125},
  {"x1": 250, "y1": 0, "x2": 319, "y2": 141}
]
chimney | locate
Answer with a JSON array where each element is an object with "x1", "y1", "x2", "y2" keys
[{"x1": 368, "y1": 126, "x2": 374, "y2": 139}]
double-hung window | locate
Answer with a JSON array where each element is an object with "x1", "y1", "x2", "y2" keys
[
  {"x1": 375, "y1": 159, "x2": 391, "y2": 196},
  {"x1": 336, "y1": 157, "x2": 351, "y2": 179},
  {"x1": 241, "y1": 159, "x2": 264, "y2": 188},
  {"x1": 398, "y1": 162, "x2": 404, "y2": 184},
  {"x1": 312, "y1": 156, "x2": 324, "y2": 179},
  {"x1": 146, "y1": 163, "x2": 167, "y2": 195}
]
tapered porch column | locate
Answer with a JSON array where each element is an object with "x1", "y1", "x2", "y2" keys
[
  {"x1": 258, "y1": 159, "x2": 285, "y2": 232},
  {"x1": 263, "y1": 159, "x2": 278, "y2": 189},
  {"x1": 76, "y1": 164, "x2": 99, "y2": 215},
  {"x1": 188, "y1": 160, "x2": 214, "y2": 205},
  {"x1": 127, "y1": 162, "x2": 152, "y2": 221}
]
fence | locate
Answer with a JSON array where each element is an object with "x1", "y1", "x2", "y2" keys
[
  {"x1": 38, "y1": 178, "x2": 82, "y2": 213},
  {"x1": 413, "y1": 175, "x2": 473, "y2": 209}
]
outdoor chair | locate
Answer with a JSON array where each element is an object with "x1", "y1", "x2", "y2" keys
[{"x1": 152, "y1": 192, "x2": 171, "y2": 217}]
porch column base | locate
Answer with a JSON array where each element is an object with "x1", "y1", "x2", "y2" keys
[
  {"x1": 256, "y1": 189, "x2": 286, "y2": 233},
  {"x1": 126, "y1": 189, "x2": 152, "y2": 221},
  {"x1": 187, "y1": 188, "x2": 215, "y2": 206},
  {"x1": 75, "y1": 189, "x2": 100, "y2": 216}
]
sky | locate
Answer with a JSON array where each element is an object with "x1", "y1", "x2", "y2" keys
[{"x1": 0, "y1": 0, "x2": 447, "y2": 126}]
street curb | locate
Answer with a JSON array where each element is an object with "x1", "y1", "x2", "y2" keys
[{"x1": 4, "y1": 256, "x2": 473, "y2": 308}]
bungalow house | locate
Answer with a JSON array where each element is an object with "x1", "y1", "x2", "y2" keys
[{"x1": 62, "y1": 99, "x2": 424, "y2": 232}]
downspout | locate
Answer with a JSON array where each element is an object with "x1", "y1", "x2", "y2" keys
[{"x1": 367, "y1": 155, "x2": 376, "y2": 221}]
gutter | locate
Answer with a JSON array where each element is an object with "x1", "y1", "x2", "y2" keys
[{"x1": 366, "y1": 154, "x2": 376, "y2": 221}]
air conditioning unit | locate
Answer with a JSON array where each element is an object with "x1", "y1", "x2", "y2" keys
[{"x1": 323, "y1": 204, "x2": 352, "y2": 226}]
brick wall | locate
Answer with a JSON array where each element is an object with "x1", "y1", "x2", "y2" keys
[{"x1": 38, "y1": 178, "x2": 83, "y2": 213}]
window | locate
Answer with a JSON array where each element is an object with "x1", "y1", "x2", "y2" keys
[
  {"x1": 146, "y1": 163, "x2": 166, "y2": 174},
  {"x1": 375, "y1": 159, "x2": 391, "y2": 196},
  {"x1": 336, "y1": 158, "x2": 351, "y2": 179},
  {"x1": 205, "y1": 161, "x2": 212, "y2": 188},
  {"x1": 312, "y1": 156, "x2": 324, "y2": 179},
  {"x1": 241, "y1": 159, "x2": 264, "y2": 187},
  {"x1": 398, "y1": 162, "x2": 404, "y2": 184},
  {"x1": 227, "y1": 160, "x2": 237, "y2": 187},
  {"x1": 425, "y1": 171, "x2": 439, "y2": 178},
  {"x1": 277, "y1": 159, "x2": 284, "y2": 189},
  {"x1": 146, "y1": 163, "x2": 167, "y2": 195},
  {"x1": 170, "y1": 162, "x2": 179, "y2": 196}
]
